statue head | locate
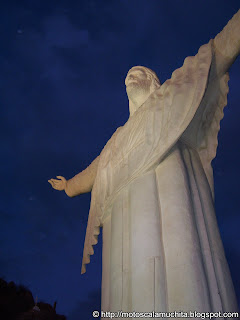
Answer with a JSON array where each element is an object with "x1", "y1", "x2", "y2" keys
[{"x1": 125, "y1": 66, "x2": 161, "y2": 116}]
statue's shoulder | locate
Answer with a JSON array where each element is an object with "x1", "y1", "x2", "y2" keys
[
  {"x1": 143, "y1": 84, "x2": 167, "y2": 112},
  {"x1": 100, "y1": 126, "x2": 123, "y2": 153},
  {"x1": 144, "y1": 42, "x2": 213, "y2": 113}
]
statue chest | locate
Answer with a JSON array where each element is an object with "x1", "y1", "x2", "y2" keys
[
  {"x1": 101, "y1": 107, "x2": 154, "y2": 172},
  {"x1": 94, "y1": 106, "x2": 158, "y2": 208}
]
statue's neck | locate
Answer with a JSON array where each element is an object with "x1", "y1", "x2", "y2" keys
[
  {"x1": 129, "y1": 95, "x2": 149, "y2": 117},
  {"x1": 128, "y1": 84, "x2": 160, "y2": 117}
]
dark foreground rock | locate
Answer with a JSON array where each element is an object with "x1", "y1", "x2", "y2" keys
[{"x1": 0, "y1": 278, "x2": 66, "y2": 320}]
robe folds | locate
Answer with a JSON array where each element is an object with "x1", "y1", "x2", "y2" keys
[{"x1": 81, "y1": 41, "x2": 238, "y2": 317}]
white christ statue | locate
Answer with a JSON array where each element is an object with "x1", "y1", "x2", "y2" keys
[{"x1": 49, "y1": 10, "x2": 240, "y2": 318}]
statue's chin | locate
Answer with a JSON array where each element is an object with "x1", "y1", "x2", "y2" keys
[
  {"x1": 126, "y1": 84, "x2": 139, "y2": 96},
  {"x1": 127, "y1": 83, "x2": 152, "y2": 117},
  {"x1": 127, "y1": 84, "x2": 148, "y2": 101}
]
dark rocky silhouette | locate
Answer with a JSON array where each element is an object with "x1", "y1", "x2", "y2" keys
[{"x1": 0, "y1": 278, "x2": 66, "y2": 320}]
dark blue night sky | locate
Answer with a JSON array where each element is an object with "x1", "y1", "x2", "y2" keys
[{"x1": 1, "y1": 1, "x2": 240, "y2": 319}]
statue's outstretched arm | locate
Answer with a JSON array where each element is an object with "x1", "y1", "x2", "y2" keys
[
  {"x1": 212, "y1": 9, "x2": 240, "y2": 77},
  {"x1": 48, "y1": 155, "x2": 100, "y2": 197}
]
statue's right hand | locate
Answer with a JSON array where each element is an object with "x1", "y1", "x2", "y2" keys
[{"x1": 48, "y1": 176, "x2": 67, "y2": 191}]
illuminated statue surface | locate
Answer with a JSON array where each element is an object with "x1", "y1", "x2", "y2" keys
[{"x1": 49, "y1": 10, "x2": 240, "y2": 317}]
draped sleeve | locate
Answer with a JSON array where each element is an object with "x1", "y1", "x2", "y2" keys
[{"x1": 181, "y1": 63, "x2": 230, "y2": 199}]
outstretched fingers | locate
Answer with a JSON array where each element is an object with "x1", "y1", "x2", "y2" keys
[
  {"x1": 48, "y1": 176, "x2": 66, "y2": 190},
  {"x1": 48, "y1": 179, "x2": 54, "y2": 186},
  {"x1": 48, "y1": 178, "x2": 60, "y2": 189}
]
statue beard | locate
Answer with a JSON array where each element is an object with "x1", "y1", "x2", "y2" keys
[{"x1": 126, "y1": 82, "x2": 151, "y2": 115}]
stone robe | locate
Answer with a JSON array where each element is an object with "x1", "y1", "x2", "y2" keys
[{"x1": 81, "y1": 41, "x2": 238, "y2": 317}]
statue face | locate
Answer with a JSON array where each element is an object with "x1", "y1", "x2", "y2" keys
[
  {"x1": 125, "y1": 67, "x2": 154, "y2": 115},
  {"x1": 125, "y1": 68, "x2": 152, "y2": 95}
]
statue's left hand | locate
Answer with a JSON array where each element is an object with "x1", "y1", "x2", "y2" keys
[{"x1": 48, "y1": 176, "x2": 67, "y2": 191}]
